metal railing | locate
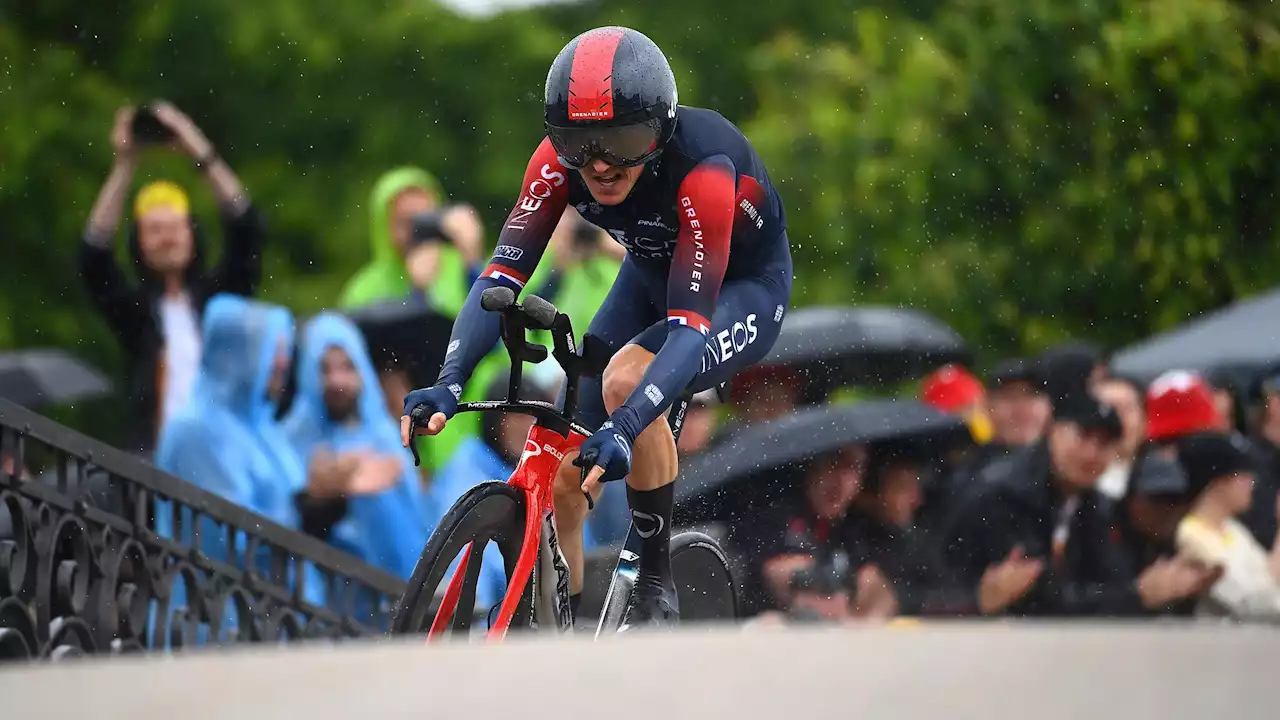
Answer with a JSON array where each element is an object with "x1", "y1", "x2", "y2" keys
[{"x1": 0, "y1": 399, "x2": 407, "y2": 662}]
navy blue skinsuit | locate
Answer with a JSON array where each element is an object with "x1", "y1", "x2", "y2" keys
[{"x1": 438, "y1": 106, "x2": 793, "y2": 443}]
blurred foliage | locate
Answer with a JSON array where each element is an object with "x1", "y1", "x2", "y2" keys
[{"x1": 3, "y1": 0, "x2": 1280, "y2": 437}]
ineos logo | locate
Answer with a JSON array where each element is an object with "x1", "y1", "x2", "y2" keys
[
  {"x1": 529, "y1": 179, "x2": 555, "y2": 200},
  {"x1": 708, "y1": 313, "x2": 759, "y2": 364},
  {"x1": 507, "y1": 164, "x2": 567, "y2": 230}
]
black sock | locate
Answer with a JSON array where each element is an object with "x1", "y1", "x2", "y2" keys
[
  {"x1": 570, "y1": 592, "x2": 582, "y2": 620},
  {"x1": 627, "y1": 483, "x2": 674, "y2": 588}
]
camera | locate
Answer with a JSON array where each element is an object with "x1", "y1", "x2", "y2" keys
[
  {"x1": 131, "y1": 104, "x2": 175, "y2": 145},
  {"x1": 409, "y1": 210, "x2": 449, "y2": 248}
]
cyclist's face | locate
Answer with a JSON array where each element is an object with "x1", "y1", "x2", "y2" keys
[
  {"x1": 320, "y1": 346, "x2": 362, "y2": 422},
  {"x1": 579, "y1": 158, "x2": 644, "y2": 206}
]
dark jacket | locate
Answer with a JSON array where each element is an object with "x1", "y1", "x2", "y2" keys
[
  {"x1": 843, "y1": 508, "x2": 976, "y2": 616},
  {"x1": 940, "y1": 441, "x2": 1146, "y2": 616},
  {"x1": 1245, "y1": 436, "x2": 1280, "y2": 548},
  {"x1": 78, "y1": 205, "x2": 265, "y2": 452}
]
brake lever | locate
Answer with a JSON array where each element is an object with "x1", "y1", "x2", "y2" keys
[
  {"x1": 578, "y1": 448, "x2": 597, "y2": 511},
  {"x1": 407, "y1": 408, "x2": 424, "y2": 467}
]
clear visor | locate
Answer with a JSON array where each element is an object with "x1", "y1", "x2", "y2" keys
[{"x1": 546, "y1": 118, "x2": 662, "y2": 169}]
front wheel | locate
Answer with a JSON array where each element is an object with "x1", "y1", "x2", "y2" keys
[{"x1": 390, "y1": 481, "x2": 533, "y2": 636}]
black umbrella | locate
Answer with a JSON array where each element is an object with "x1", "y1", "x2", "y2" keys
[
  {"x1": 751, "y1": 306, "x2": 970, "y2": 401},
  {"x1": 674, "y1": 399, "x2": 970, "y2": 511},
  {"x1": 0, "y1": 350, "x2": 113, "y2": 409},
  {"x1": 1110, "y1": 287, "x2": 1280, "y2": 384},
  {"x1": 342, "y1": 301, "x2": 455, "y2": 387}
]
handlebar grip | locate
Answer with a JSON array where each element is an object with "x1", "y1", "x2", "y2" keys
[
  {"x1": 521, "y1": 294, "x2": 560, "y2": 330},
  {"x1": 480, "y1": 286, "x2": 516, "y2": 312}
]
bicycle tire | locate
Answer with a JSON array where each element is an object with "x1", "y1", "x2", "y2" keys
[
  {"x1": 671, "y1": 531, "x2": 738, "y2": 623},
  {"x1": 596, "y1": 530, "x2": 737, "y2": 634},
  {"x1": 390, "y1": 481, "x2": 533, "y2": 636}
]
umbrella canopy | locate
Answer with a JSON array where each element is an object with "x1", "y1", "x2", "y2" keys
[
  {"x1": 342, "y1": 301, "x2": 454, "y2": 387},
  {"x1": 0, "y1": 350, "x2": 113, "y2": 409},
  {"x1": 751, "y1": 306, "x2": 970, "y2": 400},
  {"x1": 1110, "y1": 287, "x2": 1280, "y2": 384},
  {"x1": 675, "y1": 399, "x2": 970, "y2": 509}
]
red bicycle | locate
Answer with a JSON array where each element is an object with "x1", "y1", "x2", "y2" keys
[{"x1": 389, "y1": 288, "x2": 737, "y2": 640}]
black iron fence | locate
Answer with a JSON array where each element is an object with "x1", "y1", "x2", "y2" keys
[{"x1": 0, "y1": 399, "x2": 407, "y2": 662}]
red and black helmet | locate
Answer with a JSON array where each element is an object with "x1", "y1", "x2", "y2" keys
[{"x1": 544, "y1": 27, "x2": 679, "y2": 169}]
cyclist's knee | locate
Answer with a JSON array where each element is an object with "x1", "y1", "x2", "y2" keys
[{"x1": 602, "y1": 344, "x2": 656, "y2": 413}]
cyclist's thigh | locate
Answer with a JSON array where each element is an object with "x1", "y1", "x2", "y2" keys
[
  {"x1": 630, "y1": 274, "x2": 790, "y2": 393},
  {"x1": 558, "y1": 257, "x2": 663, "y2": 430}
]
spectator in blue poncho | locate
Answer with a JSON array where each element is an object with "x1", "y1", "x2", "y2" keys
[
  {"x1": 154, "y1": 294, "x2": 321, "y2": 641},
  {"x1": 281, "y1": 312, "x2": 430, "y2": 579}
]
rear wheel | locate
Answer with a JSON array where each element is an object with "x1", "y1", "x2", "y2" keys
[
  {"x1": 390, "y1": 481, "x2": 533, "y2": 636},
  {"x1": 671, "y1": 531, "x2": 737, "y2": 623},
  {"x1": 596, "y1": 530, "x2": 737, "y2": 633}
]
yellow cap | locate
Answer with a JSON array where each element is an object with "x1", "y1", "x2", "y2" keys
[{"x1": 134, "y1": 180, "x2": 190, "y2": 218}]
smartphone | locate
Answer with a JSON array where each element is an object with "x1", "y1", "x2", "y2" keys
[
  {"x1": 409, "y1": 211, "x2": 448, "y2": 247},
  {"x1": 131, "y1": 105, "x2": 175, "y2": 145}
]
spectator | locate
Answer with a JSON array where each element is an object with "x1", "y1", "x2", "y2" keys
[
  {"x1": 1094, "y1": 375, "x2": 1147, "y2": 500},
  {"x1": 153, "y1": 295, "x2": 323, "y2": 612},
  {"x1": 728, "y1": 365, "x2": 804, "y2": 424},
  {"x1": 1114, "y1": 450, "x2": 1197, "y2": 598},
  {"x1": 337, "y1": 167, "x2": 484, "y2": 314},
  {"x1": 1174, "y1": 432, "x2": 1280, "y2": 620},
  {"x1": 1038, "y1": 341, "x2": 1108, "y2": 400},
  {"x1": 1244, "y1": 369, "x2": 1280, "y2": 548},
  {"x1": 915, "y1": 363, "x2": 993, "y2": 531},
  {"x1": 281, "y1": 312, "x2": 430, "y2": 579},
  {"x1": 155, "y1": 295, "x2": 302, "y2": 528},
  {"x1": 986, "y1": 358, "x2": 1051, "y2": 450},
  {"x1": 337, "y1": 167, "x2": 499, "y2": 477},
  {"x1": 845, "y1": 450, "x2": 974, "y2": 616},
  {"x1": 80, "y1": 104, "x2": 265, "y2": 453},
  {"x1": 738, "y1": 444, "x2": 868, "y2": 612},
  {"x1": 942, "y1": 393, "x2": 1216, "y2": 616}
]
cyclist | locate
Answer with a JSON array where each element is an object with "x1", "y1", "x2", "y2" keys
[{"x1": 401, "y1": 25, "x2": 793, "y2": 630}]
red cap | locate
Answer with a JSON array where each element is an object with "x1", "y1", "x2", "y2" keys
[
  {"x1": 1145, "y1": 370, "x2": 1224, "y2": 442},
  {"x1": 920, "y1": 364, "x2": 985, "y2": 414}
]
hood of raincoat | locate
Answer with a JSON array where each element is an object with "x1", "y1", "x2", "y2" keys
[
  {"x1": 282, "y1": 311, "x2": 405, "y2": 457},
  {"x1": 195, "y1": 293, "x2": 295, "y2": 422},
  {"x1": 337, "y1": 166, "x2": 470, "y2": 316}
]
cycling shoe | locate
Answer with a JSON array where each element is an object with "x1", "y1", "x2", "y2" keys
[{"x1": 618, "y1": 581, "x2": 679, "y2": 632}]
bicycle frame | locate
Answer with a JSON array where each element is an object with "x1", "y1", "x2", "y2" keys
[{"x1": 427, "y1": 421, "x2": 586, "y2": 641}]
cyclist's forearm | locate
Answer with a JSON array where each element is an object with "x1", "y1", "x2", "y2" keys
[
  {"x1": 608, "y1": 325, "x2": 705, "y2": 441},
  {"x1": 435, "y1": 277, "x2": 506, "y2": 388}
]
